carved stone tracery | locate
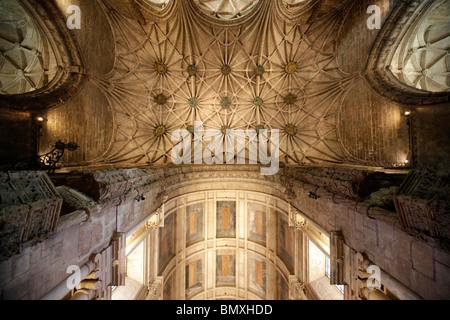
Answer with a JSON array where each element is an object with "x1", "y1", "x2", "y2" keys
[
  {"x1": 0, "y1": 171, "x2": 62, "y2": 261},
  {"x1": 393, "y1": 168, "x2": 450, "y2": 249},
  {"x1": 146, "y1": 277, "x2": 163, "y2": 300}
]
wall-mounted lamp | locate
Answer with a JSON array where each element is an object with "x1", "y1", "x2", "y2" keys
[
  {"x1": 36, "y1": 116, "x2": 47, "y2": 139},
  {"x1": 403, "y1": 110, "x2": 412, "y2": 129},
  {"x1": 403, "y1": 110, "x2": 414, "y2": 165}
]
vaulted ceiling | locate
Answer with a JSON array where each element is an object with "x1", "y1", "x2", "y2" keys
[
  {"x1": 81, "y1": 0, "x2": 374, "y2": 167},
  {"x1": 0, "y1": 0, "x2": 57, "y2": 95},
  {"x1": 1, "y1": 0, "x2": 417, "y2": 170}
]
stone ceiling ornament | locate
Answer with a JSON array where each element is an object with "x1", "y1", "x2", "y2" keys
[
  {"x1": 253, "y1": 96, "x2": 263, "y2": 107},
  {"x1": 255, "y1": 65, "x2": 265, "y2": 77},
  {"x1": 284, "y1": 93, "x2": 297, "y2": 105},
  {"x1": 255, "y1": 124, "x2": 265, "y2": 134},
  {"x1": 154, "y1": 93, "x2": 168, "y2": 105},
  {"x1": 221, "y1": 96, "x2": 232, "y2": 109},
  {"x1": 154, "y1": 125, "x2": 167, "y2": 137},
  {"x1": 187, "y1": 64, "x2": 198, "y2": 76},
  {"x1": 221, "y1": 125, "x2": 231, "y2": 135},
  {"x1": 188, "y1": 97, "x2": 199, "y2": 108},
  {"x1": 221, "y1": 64, "x2": 232, "y2": 76},
  {"x1": 187, "y1": 125, "x2": 195, "y2": 134},
  {"x1": 284, "y1": 124, "x2": 298, "y2": 137}
]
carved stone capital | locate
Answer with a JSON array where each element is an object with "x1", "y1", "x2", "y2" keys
[
  {"x1": 146, "y1": 277, "x2": 163, "y2": 300},
  {"x1": 295, "y1": 213, "x2": 307, "y2": 229},
  {"x1": 394, "y1": 169, "x2": 450, "y2": 248},
  {"x1": 145, "y1": 206, "x2": 164, "y2": 230},
  {"x1": 295, "y1": 282, "x2": 307, "y2": 294}
]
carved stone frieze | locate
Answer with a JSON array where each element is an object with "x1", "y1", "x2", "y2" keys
[
  {"x1": 50, "y1": 165, "x2": 403, "y2": 213},
  {"x1": 394, "y1": 168, "x2": 450, "y2": 248},
  {"x1": 56, "y1": 185, "x2": 97, "y2": 217},
  {"x1": 0, "y1": 171, "x2": 62, "y2": 261},
  {"x1": 283, "y1": 166, "x2": 382, "y2": 201}
]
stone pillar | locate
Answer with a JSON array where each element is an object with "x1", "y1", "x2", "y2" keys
[
  {"x1": 290, "y1": 277, "x2": 308, "y2": 300},
  {"x1": 73, "y1": 232, "x2": 126, "y2": 300}
]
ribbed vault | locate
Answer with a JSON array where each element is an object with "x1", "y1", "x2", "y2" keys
[
  {"x1": 390, "y1": 0, "x2": 450, "y2": 93},
  {"x1": 86, "y1": 0, "x2": 376, "y2": 167}
]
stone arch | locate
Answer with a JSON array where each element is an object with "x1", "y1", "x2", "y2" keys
[
  {"x1": 0, "y1": 0, "x2": 86, "y2": 111},
  {"x1": 156, "y1": 180, "x2": 296, "y2": 300},
  {"x1": 364, "y1": 0, "x2": 450, "y2": 106}
]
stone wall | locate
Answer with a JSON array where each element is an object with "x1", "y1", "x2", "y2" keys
[
  {"x1": 0, "y1": 165, "x2": 449, "y2": 300},
  {"x1": 0, "y1": 168, "x2": 166, "y2": 300},
  {"x1": 287, "y1": 171, "x2": 450, "y2": 300}
]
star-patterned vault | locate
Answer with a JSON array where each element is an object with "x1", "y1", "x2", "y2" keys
[{"x1": 85, "y1": 0, "x2": 382, "y2": 167}]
